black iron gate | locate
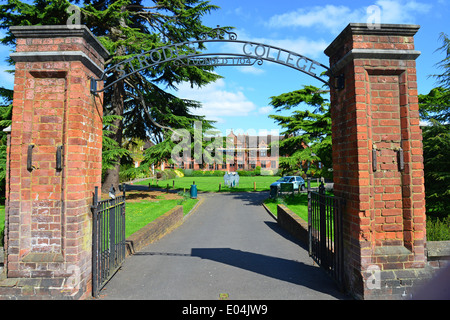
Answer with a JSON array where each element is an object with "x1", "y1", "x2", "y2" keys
[
  {"x1": 308, "y1": 183, "x2": 344, "y2": 289},
  {"x1": 92, "y1": 185, "x2": 126, "y2": 298}
]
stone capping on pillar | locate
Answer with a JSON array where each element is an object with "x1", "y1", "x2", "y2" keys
[
  {"x1": 9, "y1": 25, "x2": 109, "y2": 58},
  {"x1": 325, "y1": 23, "x2": 421, "y2": 73},
  {"x1": 329, "y1": 48, "x2": 421, "y2": 75},
  {"x1": 9, "y1": 25, "x2": 109, "y2": 77},
  {"x1": 10, "y1": 51, "x2": 105, "y2": 78}
]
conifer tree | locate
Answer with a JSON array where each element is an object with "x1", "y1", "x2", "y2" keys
[
  {"x1": 268, "y1": 85, "x2": 332, "y2": 178},
  {"x1": 0, "y1": 0, "x2": 223, "y2": 192},
  {"x1": 418, "y1": 32, "x2": 450, "y2": 218},
  {"x1": 0, "y1": 87, "x2": 13, "y2": 200}
]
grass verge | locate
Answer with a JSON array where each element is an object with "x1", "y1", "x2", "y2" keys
[
  {"x1": 264, "y1": 193, "x2": 309, "y2": 221},
  {"x1": 134, "y1": 175, "x2": 282, "y2": 193},
  {"x1": 125, "y1": 194, "x2": 197, "y2": 238}
]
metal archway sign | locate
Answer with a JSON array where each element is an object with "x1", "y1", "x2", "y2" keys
[{"x1": 90, "y1": 27, "x2": 344, "y2": 93}]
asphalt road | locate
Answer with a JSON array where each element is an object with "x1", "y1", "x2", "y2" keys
[{"x1": 98, "y1": 191, "x2": 348, "y2": 300}]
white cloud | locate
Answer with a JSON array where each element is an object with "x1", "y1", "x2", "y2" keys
[
  {"x1": 259, "y1": 37, "x2": 329, "y2": 59},
  {"x1": 258, "y1": 106, "x2": 273, "y2": 115},
  {"x1": 376, "y1": 0, "x2": 432, "y2": 24},
  {"x1": 174, "y1": 79, "x2": 258, "y2": 123},
  {"x1": 268, "y1": 5, "x2": 363, "y2": 33},
  {"x1": 235, "y1": 65, "x2": 265, "y2": 75},
  {"x1": 213, "y1": 28, "x2": 329, "y2": 60},
  {"x1": 267, "y1": 1, "x2": 431, "y2": 33}
]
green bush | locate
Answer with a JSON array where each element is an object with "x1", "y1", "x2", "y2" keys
[
  {"x1": 155, "y1": 169, "x2": 179, "y2": 180},
  {"x1": 192, "y1": 170, "x2": 205, "y2": 177},
  {"x1": 427, "y1": 216, "x2": 450, "y2": 241},
  {"x1": 237, "y1": 170, "x2": 252, "y2": 176},
  {"x1": 181, "y1": 169, "x2": 225, "y2": 177}
]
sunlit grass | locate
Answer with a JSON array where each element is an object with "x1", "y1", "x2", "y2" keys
[
  {"x1": 135, "y1": 175, "x2": 282, "y2": 192},
  {"x1": 264, "y1": 193, "x2": 309, "y2": 221},
  {"x1": 125, "y1": 196, "x2": 198, "y2": 238}
]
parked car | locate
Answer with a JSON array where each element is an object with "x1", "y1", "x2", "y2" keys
[{"x1": 270, "y1": 176, "x2": 306, "y2": 192}]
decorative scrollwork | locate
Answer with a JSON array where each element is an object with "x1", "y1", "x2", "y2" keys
[
  {"x1": 199, "y1": 26, "x2": 237, "y2": 41},
  {"x1": 91, "y1": 31, "x2": 338, "y2": 94}
]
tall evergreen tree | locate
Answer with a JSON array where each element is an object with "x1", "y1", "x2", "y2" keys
[
  {"x1": 418, "y1": 32, "x2": 450, "y2": 218},
  {"x1": 0, "y1": 87, "x2": 13, "y2": 200},
  {"x1": 0, "y1": 0, "x2": 223, "y2": 192},
  {"x1": 268, "y1": 85, "x2": 332, "y2": 178}
]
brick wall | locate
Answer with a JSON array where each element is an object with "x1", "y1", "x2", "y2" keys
[
  {"x1": 276, "y1": 204, "x2": 308, "y2": 245},
  {"x1": 1, "y1": 26, "x2": 108, "y2": 300},
  {"x1": 325, "y1": 23, "x2": 427, "y2": 299}
]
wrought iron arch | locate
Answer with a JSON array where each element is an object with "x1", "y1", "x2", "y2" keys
[{"x1": 90, "y1": 27, "x2": 344, "y2": 93}]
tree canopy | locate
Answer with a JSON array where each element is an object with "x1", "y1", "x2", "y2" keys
[
  {"x1": 268, "y1": 85, "x2": 332, "y2": 178},
  {"x1": 0, "y1": 0, "x2": 224, "y2": 192},
  {"x1": 418, "y1": 32, "x2": 450, "y2": 219}
]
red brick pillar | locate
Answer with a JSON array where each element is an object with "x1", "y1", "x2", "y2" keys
[
  {"x1": 325, "y1": 24, "x2": 427, "y2": 299},
  {"x1": 1, "y1": 25, "x2": 108, "y2": 299}
]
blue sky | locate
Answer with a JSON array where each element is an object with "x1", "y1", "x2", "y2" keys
[
  {"x1": 0, "y1": 0, "x2": 449, "y2": 137},
  {"x1": 167, "y1": 0, "x2": 450, "y2": 135}
]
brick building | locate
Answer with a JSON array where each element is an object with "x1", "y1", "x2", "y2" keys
[{"x1": 167, "y1": 130, "x2": 283, "y2": 172}]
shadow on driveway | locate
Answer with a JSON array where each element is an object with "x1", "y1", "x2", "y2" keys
[
  {"x1": 217, "y1": 191, "x2": 270, "y2": 206},
  {"x1": 133, "y1": 247, "x2": 347, "y2": 299}
]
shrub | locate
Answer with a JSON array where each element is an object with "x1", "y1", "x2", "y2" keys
[
  {"x1": 156, "y1": 169, "x2": 178, "y2": 180},
  {"x1": 427, "y1": 216, "x2": 450, "y2": 241},
  {"x1": 261, "y1": 169, "x2": 277, "y2": 176},
  {"x1": 237, "y1": 170, "x2": 251, "y2": 176},
  {"x1": 119, "y1": 164, "x2": 151, "y2": 182},
  {"x1": 181, "y1": 169, "x2": 225, "y2": 177},
  {"x1": 210, "y1": 170, "x2": 225, "y2": 177}
]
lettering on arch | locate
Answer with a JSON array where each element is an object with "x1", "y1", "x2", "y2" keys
[{"x1": 90, "y1": 27, "x2": 343, "y2": 93}]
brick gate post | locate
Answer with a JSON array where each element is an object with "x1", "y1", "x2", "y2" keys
[
  {"x1": 325, "y1": 24, "x2": 429, "y2": 299},
  {"x1": 0, "y1": 25, "x2": 108, "y2": 299}
]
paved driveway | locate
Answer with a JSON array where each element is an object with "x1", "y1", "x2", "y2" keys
[{"x1": 99, "y1": 191, "x2": 348, "y2": 300}]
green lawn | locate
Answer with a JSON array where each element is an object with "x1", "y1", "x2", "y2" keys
[
  {"x1": 125, "y1": 197, "x2": 197, "y2": 238},
  {"x1": 134, "y1": 175, "x2": 282, "y2": 193},
  {"x1": 264, "y1": 193, "x2": 309, "y2": 221}
]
